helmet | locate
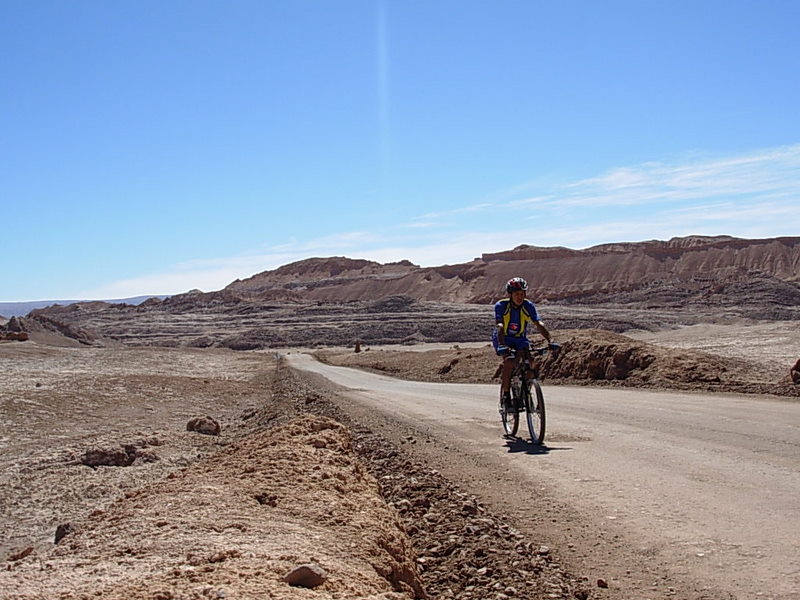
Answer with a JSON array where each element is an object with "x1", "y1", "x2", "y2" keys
[{"x1": 506, "y1": 277, "x2": 528, "y2": 293}]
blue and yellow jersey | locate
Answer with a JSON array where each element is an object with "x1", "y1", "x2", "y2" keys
[{"x1": 494, "y1": 298, "x2": 540, "y2": 340}]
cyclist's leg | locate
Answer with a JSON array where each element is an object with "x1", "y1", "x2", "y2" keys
[
  {"x1": 499, "y1": 337, "x2": 525, "y2": 397},
  {"x1": 505, "y1": 339, "x2": 526, "y2": 410},
  {"x1": 500, "y1": 356, "x2": 514, "y2": 394},
  {"x1": 493, "y1": 329, "x2": 513, "y2": 397},
  {"x1": 500, "y1": 336, "x2": 527, "y2": 394}
]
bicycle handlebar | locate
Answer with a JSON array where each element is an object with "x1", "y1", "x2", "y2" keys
[{"x1": 503, "y1": 342, "x2": 560, "y2": 358}]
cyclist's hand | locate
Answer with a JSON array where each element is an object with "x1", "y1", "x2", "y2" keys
[{"x1": 496, "y1": 345, "x2": 510, "y2": 356}]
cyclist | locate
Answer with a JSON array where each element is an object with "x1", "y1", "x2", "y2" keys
[{"x1": 493, "y1": 277, "x2": 558, "y2": 411}]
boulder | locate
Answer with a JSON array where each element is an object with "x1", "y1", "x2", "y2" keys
[
  {"x1": 186, "y1": 416, "x2": 221, "y2": 436},
  {"x1": 81, "y1": 446, "x2": 135, "y2": 468},
  {"x1": 1, "y1": 331, "x2": 29, "y2": 341},
  {"x1": 791, "y1": 358, "x2": 800, "y2": 385},
  {"x1": 284, "y1": 563, "x2": 328, "y2": 588}
]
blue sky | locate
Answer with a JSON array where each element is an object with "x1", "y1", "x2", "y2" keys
[{"x1": 2, "y1": 0, "x2": 799, "y2": 302}]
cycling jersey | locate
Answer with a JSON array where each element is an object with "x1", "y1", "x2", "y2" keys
[{"x1": 493, "y1": 298, "x2": 540, "y2": 351}]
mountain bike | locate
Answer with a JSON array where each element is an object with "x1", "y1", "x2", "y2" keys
[{"x1": 499, "y1": 346, "x2": 551, "y2": 444}]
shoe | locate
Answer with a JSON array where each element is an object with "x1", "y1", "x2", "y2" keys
[{"x1": 502, "y1": 392, "x2": 513, "y2": 413}]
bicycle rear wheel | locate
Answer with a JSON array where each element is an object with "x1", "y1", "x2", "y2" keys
[
  {"x1": 525, "y1": 379, "x2": 546, "y2": 445},
  {"x1": 500, "y1": 393, "x2": 519, "y2": 436}
]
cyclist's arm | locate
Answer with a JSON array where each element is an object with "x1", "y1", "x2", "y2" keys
[
  {"x1": 533, "y1": 319, "x2": 552, "y2": 343},
  {"x1": 495, "y1": 322, "x2": 506, "y2": 346}
]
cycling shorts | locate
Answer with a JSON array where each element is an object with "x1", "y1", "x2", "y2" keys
[{"x1": 492, "y1": 329, "x2": 530, "y2": 354}]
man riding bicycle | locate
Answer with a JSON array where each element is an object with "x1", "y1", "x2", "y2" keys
[{"x1": 493, "y1": 277, "x2": 558, "y2": 412}]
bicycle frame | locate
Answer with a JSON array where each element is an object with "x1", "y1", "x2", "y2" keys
[{"x1": 499, "y1": 346, "x2": 548, "y2": 444}]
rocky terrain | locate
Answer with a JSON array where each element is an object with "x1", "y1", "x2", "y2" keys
[
  {"x1": 2, "y1": 234, "x2": 799, "y2": 598},
  {"x1": 3, "y1": 235, "x2": 797, "y2": 352},
  {"x1": 1, "y1": 343, "x2": 595, "y2": 599},
  {"x1": 3, "y1": 324, "x2": 798, "y2": 599}
]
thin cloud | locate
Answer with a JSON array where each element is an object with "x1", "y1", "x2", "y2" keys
[
  {"x1": 662, "y1": 199, "x2": 799, "y2": 225},
  {"x1": 508, "y1": 195, "x2": 558, "y2": 209},
  {"x1": 76, "y1": 144, "x2": 799, "y2": 299},
  {"x1": 401, "y1": 220, "x2": 437, "y2": 229},
  {"x1": 266, "y1": 231, "x2": 382, "y2": 254},
  {"x1": 411, "y1": 202, "x2": 495, "y2": 223},
  {"x1": 412, "y1": 144, "x2": 800, "y2": 226},
  {"x1": 524, "y1": 202, "x2": 800, "y2": 249},
  {"x1": 556, "y1": 144, "x2": 800, "y2": 207}
]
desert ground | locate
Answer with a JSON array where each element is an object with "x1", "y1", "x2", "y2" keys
[{"x1": 1, "y1": 319, "x2": 799, "y2": 599}]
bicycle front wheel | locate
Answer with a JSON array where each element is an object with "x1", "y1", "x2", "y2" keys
[
  {"x1": 500, "y1": 395, "x2": 519, "y2": 437},
  {"x1": 525, "y1": 380, "x2": 546, "y2": 445}
]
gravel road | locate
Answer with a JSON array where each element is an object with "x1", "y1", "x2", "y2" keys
[{"x1": 287, "y1": 352, "x2": 800, "y2": 600}]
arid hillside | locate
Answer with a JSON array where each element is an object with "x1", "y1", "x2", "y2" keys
[
  {"x1": 7, "y1": 235, "x2": 799, "y2": 351},
  {"x1": 225, "y1": 235, "x2": 800, "y2": 305}
]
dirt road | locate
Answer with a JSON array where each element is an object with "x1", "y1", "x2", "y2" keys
[{"x1": 287, "y1": 352, "x2": 800, "y2": 600}]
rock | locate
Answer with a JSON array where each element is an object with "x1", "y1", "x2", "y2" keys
[
  {"x1": 438, "y1": 358, "x2": 459, "y2": 375},
  {"x1": 1, "y1": 331, "x2": 29, "y2": 341},
  {"x1": 81, "y1": 446, "x2": 135, "y2": 467},
  {"x1": 54, "y1": 522, "x2": 73, "y2": 543},
  {"x1": 460, "y1": 501, "x2": 479, "y2": 515},
  {"x1": 254, "y1": 493, "x2": 278, "y2": 507},
  {"x1": 6, "y1": 316, "x2": 25, "y2": 332},
  {"x1": 597, "y1": 578, "x2": 609, "y2": 588},
  {"x1": 187, "y1": 416, "x2": 221, "y2": 436},
  {"x1": 209, "y1": 549, "x2": 241, "y2": 563},
  {"x1": 80, "y1": 442, "x2": 158, "y2": 468},
  {"x1": 188, "y1": 336, "x2": 215, "y2": 348},
  {"x1": 283, "y1": 563, "x2": 328, "y2": 588},
  {"x1": 7, "y1": 547, "x2": 34, "y2": 561},
  {"x1": 134, "y1": 449, "x2": 160, "y2": 463}
]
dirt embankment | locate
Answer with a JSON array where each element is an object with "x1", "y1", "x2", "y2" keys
[
  {"x1": 0, "y1": 344, "x2": 590, "y2": 600},
  {"x1": 316, "y1": 329, "x2": 800, "y2": 398},
  {"x1": 4, "y1": 416, "x2": 423, "y2": 600}
]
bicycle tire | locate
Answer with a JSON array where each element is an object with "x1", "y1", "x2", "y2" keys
[
  {"x1": 525, "y1": 379, "x2": 546, "y2": 445},
  {"x1": 500, "y1": 393, "x2": 519, "y2": 436}
]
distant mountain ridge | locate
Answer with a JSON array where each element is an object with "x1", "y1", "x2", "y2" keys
[
  {"x1": 9, "y1": 234, "x2": 799, "y2": 349},
  {"x1": 0, "y1": 295, "x2": 169, "y2": 318},
  {"x1": 225, "y1": 235, "x2": 800, "y2": 304}
]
